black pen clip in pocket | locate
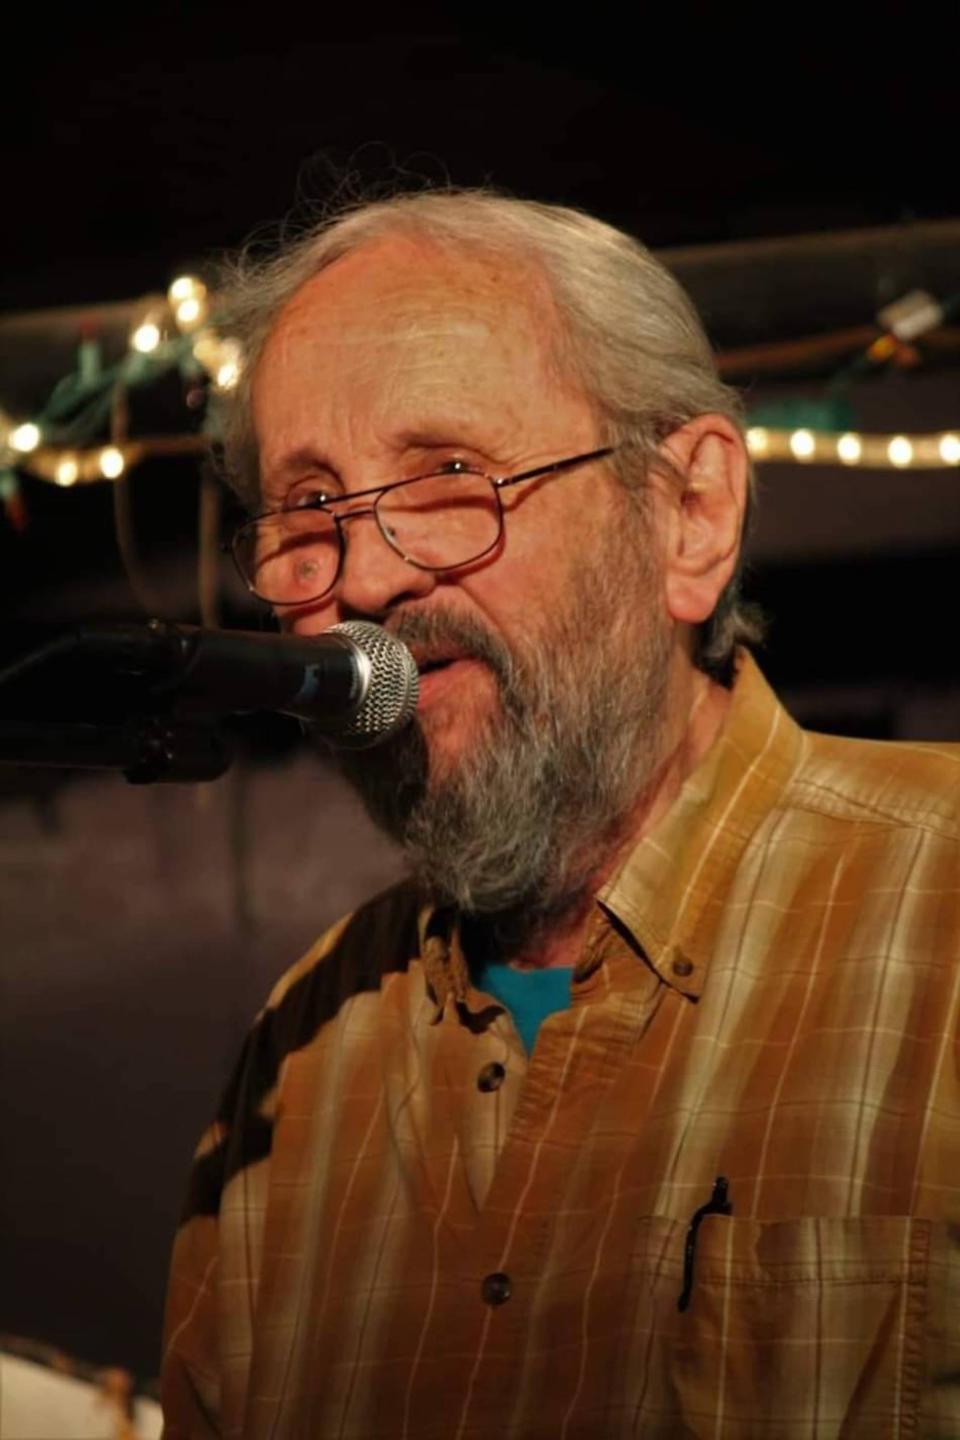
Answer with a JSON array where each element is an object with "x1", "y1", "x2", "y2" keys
[{"x1": 677, "y1": 1176, "x2": 732, "y2": 1312}]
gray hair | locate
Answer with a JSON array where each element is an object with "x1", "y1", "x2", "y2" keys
[{"x1": 216, "y1": 187, "x2": 763, "y2": 683}]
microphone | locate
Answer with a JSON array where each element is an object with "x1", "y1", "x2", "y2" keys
[{"x1": 69, "y1": 619, "x2": 420, "y2": 747}]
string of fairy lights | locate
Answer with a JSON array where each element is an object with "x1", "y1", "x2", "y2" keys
[
  {"x1": 0, "y1": 278, "x2": 958, "y2": 526},
  {"x1": 746, "y1": 426, "x2": 960, "y2": 468},
  {"x1": 0, "y1": 275, "x2": 240, "y2": 522}
]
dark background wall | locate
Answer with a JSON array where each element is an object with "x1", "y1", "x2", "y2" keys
[
  {"x1": 0, "y1": 754, "x2": 404, "y2": 1381},
  {"x1": 2, "y1": 1, "x2": 958, "y2": 1386}
]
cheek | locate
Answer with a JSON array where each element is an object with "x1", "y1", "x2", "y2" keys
[
  {"x1": 491, "y1": 527, "x2": 580, "y2": 614},
  {"x1": 279, "y1": 598, "x2": 341, "y2": 636}
]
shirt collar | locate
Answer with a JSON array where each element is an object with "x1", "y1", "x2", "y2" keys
[
  {"x1": 598, "y1": 651, "x2": 804, "y2": 999},
  {"x1": 416, "y1": 651, "x2": 803, "y2": 1002}
]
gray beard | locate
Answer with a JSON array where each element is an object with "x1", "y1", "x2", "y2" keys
[{"x1": 325, "y1": 540, "x2": 672, "y2": 952}]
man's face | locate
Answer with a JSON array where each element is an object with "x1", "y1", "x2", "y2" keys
[
  {"x1": 252, "y1": 235, "x2": 655, "y2": 774},
  {"x1": 252, "y1": 236, "x2": 675, "y2": 925}
]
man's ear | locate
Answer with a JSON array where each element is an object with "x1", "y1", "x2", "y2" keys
[{"x1": 655, "y1": 415, "x2": 749, "y2": 626}]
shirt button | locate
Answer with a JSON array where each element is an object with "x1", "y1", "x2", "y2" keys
[
  {"x1": 477, "y1": 1061, "x2": 506, "y2": 1093},
  {"x1": 481, "y1": 1271, "x2": 512, "y2": 1306},
  {"x1": 672, "y1": 956, "x2": 694, "y2": 978}
]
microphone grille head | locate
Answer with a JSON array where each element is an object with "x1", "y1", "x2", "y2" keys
[{"x1": 326, "y1": 620, "x2": 420, "y2": 747}]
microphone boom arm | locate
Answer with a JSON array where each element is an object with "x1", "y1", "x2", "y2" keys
[
  {"x1": 0, "y1": 617, "x2": 415, "y2": 781},
  {"x1": 0, "y1": 620, "x2": 262, "y2": 785},
  {"x1": 0, "y1": 714, "x2": 233, "y2": 784}
]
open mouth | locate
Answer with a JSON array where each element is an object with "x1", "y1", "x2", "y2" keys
[
  {"x1": 413, "y1": 654, "x2": 483, "y2": 705},
  {"x1": 412, "y1": 650, "x2": 464, "y2": 677}
]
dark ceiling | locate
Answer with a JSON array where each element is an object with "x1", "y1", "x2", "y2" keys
[{"x1": 4, "y1": 4, "x2": 958, "y2": 313}]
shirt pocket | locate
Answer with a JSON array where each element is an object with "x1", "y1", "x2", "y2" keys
[{"x1": 620, "y1": 1214, "x2": 951, "y2": 1440}]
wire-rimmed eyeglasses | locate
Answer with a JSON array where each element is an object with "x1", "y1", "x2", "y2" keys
[{"x1": 228, "y1": 446, "x2": 616, "y2": 606}]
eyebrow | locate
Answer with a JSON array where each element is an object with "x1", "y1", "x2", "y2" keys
[
  {"x1": 260, "y1": 448, "x2": 341, "y2": 500},
  {"x1": 262, "y1": 427, "x2": 505, "y2": 497},
  {"x1": 393, "y1": 425, "x2": 498, "y2": 456}
]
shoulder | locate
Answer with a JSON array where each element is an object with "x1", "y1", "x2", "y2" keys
[
  {"x1": 259, "y1": 878, "x2": 425, "y2": 1035},
  {"x1": 175, "y1": 882, "x2": 425, "y2": 1229},
  {"x1": 788, "y1": 728, "x2": 960, "y2": 842}
]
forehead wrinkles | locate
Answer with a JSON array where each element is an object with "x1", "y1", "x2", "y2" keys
[
  {"x1": 266, "y1": 284, "x2": 540, "y2": 386},
  {"x1": 257, "y1": 310, "x2": 532, "y2": 462},
  {"x1": 259, "y1": 239, "x2": 569, "y2": 391}
]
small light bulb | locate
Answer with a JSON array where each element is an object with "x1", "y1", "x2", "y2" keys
[
  {"x1": 10, "y1": 422, "x2": 41, "y2": 453},
  {"x1": 837, "y1": 433, "x2": 862, "y2": 465},
  {"x1": 56, "y1": 455, "x2": 79, "y2": 486},
  {"x1": 168, "y1": 274, "x2": 204, "y2": 304},
  {"x1": 131, "y1": 320, "x2": 162, "y2": 354},
  {"x1": 99, "y1": 446, "x2": 126, "y2": 479},
  {"x1": 175, "y1": 296, "x2": 204, "y2": 328},
  {"x1": 868, "y1": 334, "x2": 897, "y2": 362},
  {"x1": 888, "y1": 436, "x2": 913, "y2": 468},
  {"x1": 216, "y1": 359, "x2": 240, "y2": 390},
  {"x1": 789, "y1": 428, "x2": 816, "y2": 460},
  {"x1": 746, "y1": 426, "x2": 769, "y2": 456},
  {"x1": 939, "y1": 433, "x2": 960, "y2": 465}
]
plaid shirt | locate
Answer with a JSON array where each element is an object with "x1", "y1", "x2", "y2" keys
[{"x1": 162, "y1": 653, "x2": 960, "y2": 1439}]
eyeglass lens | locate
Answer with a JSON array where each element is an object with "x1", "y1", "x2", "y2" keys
[{"x1": 236, "y1": 470, "x2": 502, "y2": 603}]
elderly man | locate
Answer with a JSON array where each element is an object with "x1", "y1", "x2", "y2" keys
[{"x1": 161, "y1": 191, "x2": 960, "y2": 1439}]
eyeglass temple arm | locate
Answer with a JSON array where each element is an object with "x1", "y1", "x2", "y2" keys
[{"x1": 492, "y1": 446, "x2": 615, "y2": 491}]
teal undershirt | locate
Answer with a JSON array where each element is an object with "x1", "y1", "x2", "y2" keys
[{"x1": 470, "y1": 960, "x2": 574, "y2": 1054}]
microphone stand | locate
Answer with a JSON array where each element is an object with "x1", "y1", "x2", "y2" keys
[
  {"x1": 0, "y1": 715, "x2": 232, "y2": 784},
  {"x1": 0, "y1": 623, "x2": 234, "y2": 784}
]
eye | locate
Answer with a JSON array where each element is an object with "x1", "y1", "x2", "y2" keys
[
  {"x1": 436, "y1": 457, "x2": 475, "y2": 476},
  {"x1": 285, "y1": 487, "x2": 332, "y2": 511}
]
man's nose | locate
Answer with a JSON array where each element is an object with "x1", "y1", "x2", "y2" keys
[{"x1": 335, "y1": 509, "x2": 437, "y2": 617}]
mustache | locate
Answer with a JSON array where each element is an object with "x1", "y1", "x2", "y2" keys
[{"x1": 387, "y1": 609, "x2": 516, "y2": 696}]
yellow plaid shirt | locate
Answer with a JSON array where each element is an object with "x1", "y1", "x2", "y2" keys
[{"x1": 162, "y1": 653, "x2": 960, "y2": 1439}]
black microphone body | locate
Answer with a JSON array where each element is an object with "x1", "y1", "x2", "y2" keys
[
  {"x1": 155, "y1": 624, "x2": 366, "y2": 723},
  {"x1": 67, "y1": 619, "x2": 420, "y2": 743}
]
